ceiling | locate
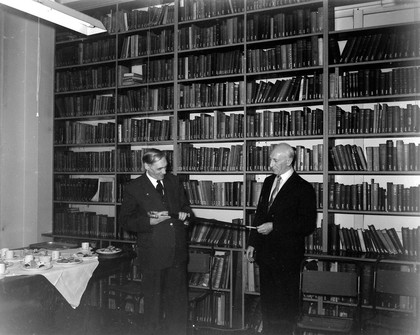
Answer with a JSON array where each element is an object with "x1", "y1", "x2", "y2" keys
[{"x1": 58, "y1": 0, "x2": 165, "y2": 11}]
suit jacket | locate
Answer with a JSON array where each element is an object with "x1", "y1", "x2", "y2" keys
[
  {"x1": 247, "y1": 171, "x2": 317, "y2": 270},
  {"x1": 119, "y1": 173, "x2": 193, "y2": 270}
]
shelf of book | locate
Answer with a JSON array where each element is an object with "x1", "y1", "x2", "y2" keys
[{"x1": 52, "y1": 0, "x2": 420, "y2": 331}]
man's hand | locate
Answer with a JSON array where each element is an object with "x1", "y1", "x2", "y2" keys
[
  {"x1": 178, "y1": 212, "x2": 190, "y2": 221},
  {"x1": 257, "y1": 222, "x2": 273, "y2": 235},
  {"x1": 246, "y1": 246, "x2": 255, "y2": 263}
]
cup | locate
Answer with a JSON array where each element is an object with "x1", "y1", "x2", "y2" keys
[
  {"x1": 0, "y1": 263, "x2": 6, "y2": 274},
  {"x1": 24, "y1": 254, "x2": 34, "y2": 263},
  {"x1": 51, "y1": 250, "x2": 60, "y2": 260},
  {"x1": 5, "y1": 250, "x2": 14, "y2": 260},
  {"x1": 81, "y1": 242, "x2": 90, "y2": 251},
  {"x1": 1, "y1": 248, "x2": 9, "y2": 259},
  {"x1": 39, "y1": 255, "x2": 51, "y2": 265}
]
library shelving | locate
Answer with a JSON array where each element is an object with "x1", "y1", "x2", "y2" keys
[{"x1": 52, "y1": 0, "x2": 420, "y2": 332}]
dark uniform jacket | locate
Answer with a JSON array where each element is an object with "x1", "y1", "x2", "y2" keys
[{"x1": 119, "y1": 173, "x2": 193, "y2": 269}]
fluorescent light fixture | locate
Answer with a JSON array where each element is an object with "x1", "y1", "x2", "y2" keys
[{"x1": 0, "y1": 0, "x2": 107, "y2": 35}]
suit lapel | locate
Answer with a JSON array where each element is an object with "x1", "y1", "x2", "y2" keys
[{"x1": 270, "y1": 172, "x2": 298, "y2": 205}]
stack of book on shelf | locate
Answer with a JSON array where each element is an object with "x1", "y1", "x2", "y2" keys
[
  {"x1": 189, "y1": 218, "x2": 242, "y2": 248},
  {"x1": 245, "y1": 260, "x2": 260, "y2": 293},
  {"x1": 191, "y1": 292, "x2": 230, "y2": 327},
  {"x1": 328, "y1": 223, "x2": 420, "y2": 259},
  {"x1": 188, "y1": 251, "x2": 231, "y2": 290},
  {"x1": 54, "y1": 207, "x2": 115, "y2": 239},
  {"x1": 328, "y1": 179, "x2": 419, "y2": 213},
  {"x1": 122, "y1": 72, "x2": 143, "y2": 85},
  {"x1": 328, "y1": 103, "x2": 420, "y2": 135}
]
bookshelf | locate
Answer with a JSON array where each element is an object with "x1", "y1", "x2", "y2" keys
[{"x1": 53, "y1": 0, "x2": 420, "y2": 331}]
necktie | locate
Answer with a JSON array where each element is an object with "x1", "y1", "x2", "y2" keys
[
  {"x1": 269, "y1": 176, "x2": 281, "y2": 207},
  {"x1": 156, "y1": 180, "x2": 164, "y2": 197}
]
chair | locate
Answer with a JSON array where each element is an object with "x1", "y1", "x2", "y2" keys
[
  {"x1": 362, "y1": 261, "x2": 420, "y2": 335},
  {"x1": 295, "y1": 258, "x2": 361, "y2": 334},
  {"x1": 188, "y1": 251, "x2": 212, "y2": 334}
]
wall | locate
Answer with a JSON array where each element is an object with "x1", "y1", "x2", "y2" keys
[{"x1": 0, "y1": 6, "x2": 54, "y2": 248}]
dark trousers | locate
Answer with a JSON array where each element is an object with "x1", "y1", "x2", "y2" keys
[
  {"x1": 258, "y1": 262, "x2": 300, "y2": 335},
  {"x1": 142, "y1": 262, "x2": 188, "y2": 335}
]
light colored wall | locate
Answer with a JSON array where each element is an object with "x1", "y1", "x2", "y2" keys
[{"x1": 0, "y1": 7, "x2": 54, "y2": 248}]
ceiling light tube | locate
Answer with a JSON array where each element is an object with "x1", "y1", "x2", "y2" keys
[{"x1": 0, "y1": 0, "x2": 107, "y2": 35}]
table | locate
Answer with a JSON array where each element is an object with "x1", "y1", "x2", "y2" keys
[{"x1": 0, "y1": 250, "x2": 134, "y2": 335}]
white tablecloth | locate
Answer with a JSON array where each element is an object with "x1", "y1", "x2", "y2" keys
[{"x1": 2, "y1": 249, "x2": 99, "y2": 308}]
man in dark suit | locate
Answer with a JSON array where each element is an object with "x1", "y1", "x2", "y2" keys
[
  {"x1": 246, "y1": 143, "x2": 317, "y2": 335},
  {"x1": 119, "y1": 148, "x2": 194, "y2": 335}
]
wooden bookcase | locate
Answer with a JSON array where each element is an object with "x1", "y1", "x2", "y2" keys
[{"x1": 53, "y1": 0, "x2": 420, "y2": 331}]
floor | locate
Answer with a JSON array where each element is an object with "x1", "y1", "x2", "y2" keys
[
  {"x1": 49, "y1": 306, "x2": 257, "y2": 335},
  {"x1": 2, "y1": 300, "x2": 257, "y2": 335}
]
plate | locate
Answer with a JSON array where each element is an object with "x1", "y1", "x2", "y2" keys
[
  {"x1": 55, "y1": 258, "x2": 83, "y2": 265},
  {"x1": 73, "y1": 252, "x2": 97, "y2": 260},
  {"x1": 0, "y1": 261, "x2": 13, "y2": 267},
  {"x1": 20, "y1": 263, "x2": 53, "y2": 271},
  {"x1": 4, "y1": 256, "x2": 23, "y2": 262},
  {"x1": 96, "y1": 248, "x2": 122, "y2": 255}
]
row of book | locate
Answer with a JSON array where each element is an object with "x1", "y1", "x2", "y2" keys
[
  {"x1": 247, "y1": 144, "x2": 324, "y2": 172},
  {"x1": 54, "y1": 177, "x2": 115, "y2": 203},
  {"x1": 180, "y1": 0, "x2": 243, "y2": 21},
  {"x1": 178, "y1": 17, "x2": 244, "y2": 50},
  {"x1": 53, "y1": 208, "x2": 115, "y2": 239},
  {"x1": 55, "y1": 94, "x2": 115, "y2": 118},
  {"x1": 54, "y1": 150, "x2": 115, "y2": 173},
  {"x1": 119, "y1": 60, "x2": 174, "y2": 84},
  {"x1": 328, "y1": 223, "x2": 420, "y2": 258},
  {"x1": 328, "y1": 181, "x2": 420, "y2": 213},
  {"x1": 116, "y1": 149, "x2": 174, "y2": 173},
  {"x1": 178, "y1": 144, "x2": 243, "y2": 172},
  {"x1": 246, "y1": 0, "x2": 317, "y2": 12},
  {"x1": 178, "y1": 81, "x2": 245, "y2": 109},
  {"x1": 366, "y1": 140, "x2": 419, "y2": 172},
  {"x1": 178, "y1": 50, "x2": 243, "y2": 80},
  {"x1": 177, "y1": 107, "x2": 324, "y2": 140},
  {"x1": 54, "y1": 121, "x2": 116, "y2": 145},
  {"x1": 178, "y1": 112, "x2": 244, "y2": 140},
  {"x1": 329, "y1": 66, "x2": 419, "y2": 99},
  {"x1": 244, "y1": 260, "x2": 260, "y2": 293},
  {"x1": 329, "y1": 141, "x2": 420, "y2": 172},
  {"x1": 116, "y1": 4, "x2": 175, "y2": 32},
  {"x1": 328, "y1": 103, "x2": 420, "y2": 135},
  {"x1": 117, "y1": 117, "x2": 173, "y2": 143},
  {"x1": 247, "y1": 107, "x2": 324, "y2": 137},
  {"x1": 189, "y1": 219, "x2": 243, "y2": 248},
  {"x1": 55, "y1": 66, "x2": 116, "y2": 93},
  {"x1": 189, "y1": 292, "x2": 231, "y2": 327},
  {"x1": 189, "y1": 251, "x2": 231, "y2": 290},
  {"x1": 183, "y1": 180, "x2": 243, "y2": 207},
  {"x1": 56, "y1": 6, "x2": 323, "y2": 66},
  {"x1": 247, "y1": 74, "x2": 323, "y2": 104},
  {"x1": 331, "y1": 28, "x2": 420, "y2": 64},
  {"x1": 329, "y1": 144, "x2": 367, "y2": 171},
  {"x1": 55, "y1": 38, "x2": 116, "y2": 67},
  {"x1": 119, "y1": 30, "x2": 175, "y2": 59},
  {"x1": 247, "y1": 36, "x2": 323, "y2": 72},
  {"x1": 117, "y1": 86, "x2": 174, "y2": 112},
  {"x1": 246, "y1": 7, "x2": 323, "y2": 41}
]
